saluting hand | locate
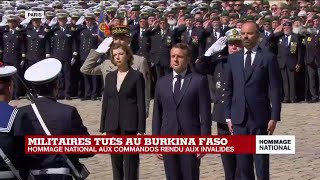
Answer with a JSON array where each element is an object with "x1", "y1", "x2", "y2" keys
[{"x1": 267, "y1": 120, "x2": 277, "y2": 135}]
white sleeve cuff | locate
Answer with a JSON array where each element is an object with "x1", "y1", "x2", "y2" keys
[{"x1": 226, "y1": 119, "x2": 231, "y2": 123}]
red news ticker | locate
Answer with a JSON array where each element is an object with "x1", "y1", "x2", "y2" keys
[{"x1": 25, "y1": 135, "x2": 256, "y2": 154}]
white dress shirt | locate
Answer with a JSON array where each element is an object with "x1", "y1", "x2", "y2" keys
[
  {"x1": 117, "y1": 70, "x2": 129, "y2": 92},
  {"x1": 243, "y1": 46, "x2": 258, "y2": 67},
  {"x1": 140, "y1": 28, "x2": 145, "y2": 37},
  {"x1": 284, "y1": 34, "x2": 291, "y2": 46},
  {"x1": 172, "y1": 69, "x2": 187, "y2": 93}
]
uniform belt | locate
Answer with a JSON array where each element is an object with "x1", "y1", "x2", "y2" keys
[
  {"x1": 0, "y1": 171, "x2": 15, "y2": 179},
  {"x1": 30, "y1": 167, "x2": 71, "y2": 176}
]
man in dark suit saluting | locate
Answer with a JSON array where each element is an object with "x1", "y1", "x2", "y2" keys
[
  {"x1": 225, "y1": 22, "x2": 282, "y2": 180},
  {"x1": 152, "y1": 43, "x2": 212, "y2": 180}
]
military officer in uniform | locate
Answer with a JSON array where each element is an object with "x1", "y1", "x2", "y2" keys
[
  {"x1": 78, "y1": 13, "x2": 99, "y2": 101},
  {"x1": 0, "y1": 63, "x2": 24, "y2": 180},
  {"x1": 195, "y1": 29, "x2": 242, "y2": 180},
  {"x1": 81, "y1": 25, "x2": 151, "y2": 116},
  {"x1": 131, "y1": 13, "x2": 151, "y2": 60},
  {"x1": 50, "y1": 13, "x2": 78, "y2": 100},
  {"x1": 303, "y1": 15, "x2": 320, "y2": 102},
  {"x1": 22, "y1": 16, "x2": 51, "y2": 68},
  {"x1": 14, "y1": 58, "x2": 94, "y2": 180},
  {"x1": 175, "y1": 14, "x2": 205, "y2": 68},
  {"x1": 144, "y1": 17, "x2": 174, "y2": 79},
  {"x1": 0, "y1": 15, "x2": 24, "y2": 100},
  {"x1": 276, "y1": 22, "x2": 302, "y2": 103},
  {"x1": 204, "y1": 16, "x2": 223, "y2": 51}
]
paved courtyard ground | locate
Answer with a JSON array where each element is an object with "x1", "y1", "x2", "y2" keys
[{"x1": 11, "y1": 99, "x2": 320, "y2": 180}]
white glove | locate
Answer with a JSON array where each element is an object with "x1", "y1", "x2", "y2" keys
[
  {"x1": 20, "y1": 60, "x2": 25, "y2": 69},
  {"x1": 0, "y1": 15, "x2": 8, "y2": 27},
  {"x1": 48, "y1": 17, "x2": 57, "y2": 26},
  {"x1": 71, "y1": 58, "x2": 76, "y2": 66},
  {"x1": 204, "y1": 36, "x2": 227, "y2": 57},
  {"x1": 67, "y1": 17, "x2": 71, "y2": 24},
  {"x1": 76, "y1": 16, "x2": 85, "y2": 25},
  {"x1": 95, "y1": 37, "x2": 113, "y2": 54},
  {"x1": 20, "y1": 18, "x2": 31, "y2": 25}
]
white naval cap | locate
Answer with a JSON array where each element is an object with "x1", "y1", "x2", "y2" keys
[
  {"x1": 0, "y1": 62, "x2": 17, "y2": 78},
  {"x1": 24, "y1": 58, "x2": 62, "y2": 84}
]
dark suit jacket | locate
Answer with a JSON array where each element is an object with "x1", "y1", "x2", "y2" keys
[
  {"x1": 13, "y1": 97, "x2": 93, "y2": 170},
  {"x1": 152, "y1": 70, "x2": 212, "y2": 135},
  {"x1": 277, "y1": 33, "x2": 302, "y2": 70},
  {"x1": 100, "y1": 68, "x2": 146, "y2": 134},
  {"x1": 224, "y1": 46, "x2": 282, "y2": 127},
  {"x1": 144, "y1": 26, "x2": 175, "y2": 67},
  {"x1": 175, "y1": 26, "x2": 205, "y2": 63},
  {"x1": 131, "y1": 27, "x2": 151, "y2": 59}
]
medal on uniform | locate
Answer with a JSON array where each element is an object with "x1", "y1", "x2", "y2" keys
[
  {"x1": 279, "y1": 39, "x2": 282, "y2": 44},
  {"x1": 216, "y1": 81, "x2": 221, "y2": 89},
  {"x1": 217, "y1": 73, "x2": 221, "y2": 77},
  {"x1": 192, "y1": 36, "x2": 198, "y2": 44},
  {"x1": 181, "y1": 35, "x2": 184, "y2": 41},
  {"x1": 54, "y1": 33, "x2": 58, "y2": 36},
  {"x1": 307, "y1": 37, "x2": 312, "y2": 42},
  {"x1": 66, "y1": 34, "x2": 72, "y2": 37},
  {"x1": 166, "y1": 36, "x2": 172, "y2": 46},
  {"x1": 259, "y1": 37, "x2": 263, "y2": 42},
  {"x1": 290, "y1": 42, "x2": 297, "y2": 54},
  {"x1": 302, "y1": 38, "x2": 306, "y2": 44},
  {"x1": 38, "y1": 35, "x2": 44, "y2": 38},
  {"x1": 207, "y1": 37, "x2": 212, "y2": 43},
  {"x1": 27, "y1": 35, "x2": 31, "y2": 37}
]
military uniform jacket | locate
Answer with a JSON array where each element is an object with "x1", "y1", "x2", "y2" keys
[
  {"x1": 144, "y1": 27, "x2": 175, "y2": 67},
  {"x1": 175, "y1": 26, "x2": 205, "y2": 63},
  {"x1": 24, "y1": 26, "x2": 51, "y2": 63},
  {"x1": 0, "y1": 27, "x2": 24, "y2": 66},
  {"x1": 304, "y1": 31, "x2": 320, "y2": 65},
  {"x1": 203, "y1": 27, "x2": 222, "y2": 51},
  {"x1": 78, "y1": 25, "x2": 99, "y2": 61},
  {"x1": 195, "y1": 56, "x2": 228, "y2": 124},
  {"x1": 277, "y1": 33, "x2": 302, "y2": 70},
  {"x1": 50, "y1": 25, "x2": 78, "y2": 62},
  {"x1": 13, "y1": 97, "x2": 93, "y2": 170},
  {"x1": 131, "y1": 27, "x2": 151, "y2": 59}
]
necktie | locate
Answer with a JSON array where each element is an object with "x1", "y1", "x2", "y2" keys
[
  {"x1": 245, "y1": 51, "x2": 252, "y2": 78},
  {"x1": 284, "y1": 35, "x2": 289, "y2": 47},
  {"x1": 161, "y1": 30, "x2": 164, "y2": 38},
  {"x1": 174, "y1": 75, "x2": 182, "y2": 102}
]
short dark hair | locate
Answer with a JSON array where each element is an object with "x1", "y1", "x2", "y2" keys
[
  {"x1": 172, "y1": 43, "x2": 192, "y2": 59},
  {"x1": 110, "y1": 43, "x2": 134, "y2": 66},
  {"x1": 32, "y1": 79, "x2": 57, "y2": 96},
  {"x1": 0, "y1": 77, "x2": 12, "y2": 95}
]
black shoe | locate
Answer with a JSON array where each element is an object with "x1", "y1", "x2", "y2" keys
[
  {"x1": 282, "y1": 99, "x2": 290, "y2": 103},
  {"x1": 290, "y1": 100, "x2": 297, "y2": 103},
  {"x1": 80, "y1": 97, "x2": 89, "y2": 101},
  {"x1": 308, "y1": 99, "x2": 318, "y2": 103},
  {"x1": 65, "y1": 96, "x2": 71, "y2": 100},
  {"x1": 91, "y1": 97, "x2": 97, "y2": 101},
  {"x1": 57, "y1": 95, "x2": 64, "y2": 100}
]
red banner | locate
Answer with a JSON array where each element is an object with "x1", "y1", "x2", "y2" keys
[{"x1": 25, "y1": 135, "x2": 256, "y2": 154}]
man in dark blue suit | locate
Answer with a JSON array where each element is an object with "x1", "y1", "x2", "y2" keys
[
  {"x1": 152, "y1": 43, "x2": 211, "y2": 180},
  {"x1": 224, "y1": 22, "x2": 282, "y2": 180}
]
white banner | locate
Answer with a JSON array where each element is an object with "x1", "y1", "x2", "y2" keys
[{"x1": 256, "y1": 135, "x2": 295, "y2": 154}]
